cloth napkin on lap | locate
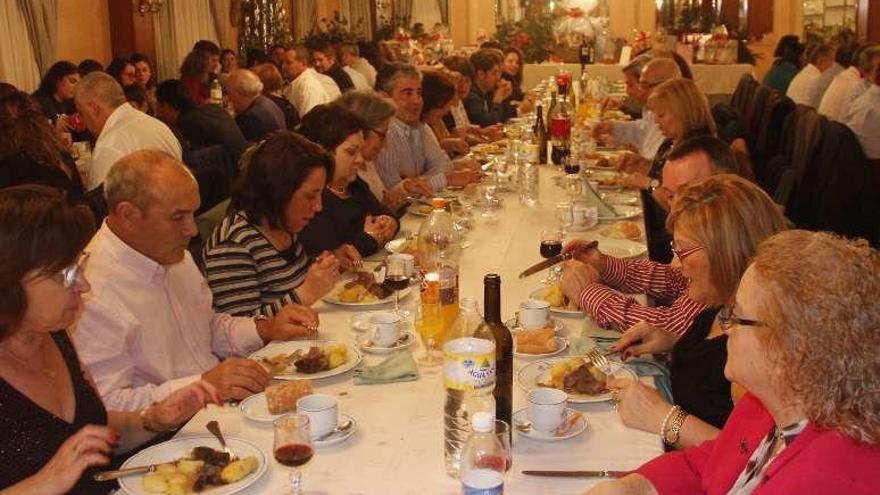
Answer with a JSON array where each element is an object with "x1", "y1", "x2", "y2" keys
[{"x1": 352, "y1": 351, "x2": 419, "y2": 385}]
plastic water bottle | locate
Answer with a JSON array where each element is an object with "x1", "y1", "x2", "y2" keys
[
  {"x1": 447, "y1": 298, "x2": 483, "y2": 341},
  {"x1": 209, "y1": 78, "x2": 223, "y2": 105},
  {"x1": 460, "y1": 411, "x2": 505, "y2": 494},
  {"x1": 443, "y1": 338, "x2": 496, "y2": 477}
]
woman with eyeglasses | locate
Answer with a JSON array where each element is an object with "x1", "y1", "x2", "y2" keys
[
  {"x1": 297, "y1": 104, "x2": 399, "y2": 257},
  {"x1": 0, "y1": 185, "x2": 221, "y2": 494},
  {"x1": 561, "y1": 175, "x2": 787, "y2": 448},
  {"x1": 585, "y1": 230, "x2": 880, "y2": 495}
]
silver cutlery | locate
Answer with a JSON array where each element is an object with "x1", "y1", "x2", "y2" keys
[
  {"x1": 206, "y1": 420, "x2": 237, "y2": 461},
  {"x1": 314, "y1": 418, "x2": 354, "y2": 441}
]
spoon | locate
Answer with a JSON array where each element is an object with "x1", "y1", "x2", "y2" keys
[
  {"x1": 514, "y1": 419, "x2": 532, "y2": 433},
  {"x1": 206, "y1": 420, "x2": 238, "y2": 460},
  {"x1": 315, "y1": 419, "x2": 354, "y2": 441}
]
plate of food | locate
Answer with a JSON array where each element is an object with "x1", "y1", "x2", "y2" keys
[
  {"x1": 596, "y1": 238, "x2": 648, "y2": 259},
  {"x1": 385, "y1": 236, "x2": 417, "y2": 255},
  {"x1": 517, "y1": 357, "x2": 637, "y2": 403},
  {"x1": 513, "y1": 328, "x2": 569, "y2": 358},
  {"x1": 530, "y1": 285, "x2": 582, "y2": 316},
  {"x1": 239, "y1": 379, "x2": 313, "y2": 423},
  {"x1": 323, "y1": 272, "x2": 411, "y2": 306},
  {"x1": 591, "y1": 170, "x2": 625, "y2": 190},
  {"x1": 601, "y1": 192, "x2": 638, "y2": 206},
  {"x1": 250, "y1": 340, "x2": 361, "y2": 381},
  {"x1": 600, "y1": 221, "x2": 643, "y2": 241},
  {"x1": 117, "y1": 437, "x2": 266, "y2": 495},
  {"x1": 407, "y1": 203, "x2": 434, "y2": 216}
]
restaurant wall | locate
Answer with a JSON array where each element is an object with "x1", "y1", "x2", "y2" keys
[{"x1": 57, "y1": 0, "x2": 112, "y2": 65}]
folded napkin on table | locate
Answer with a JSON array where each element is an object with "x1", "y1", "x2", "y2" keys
[{"x1": 352, "y1": 351, "x2": 419, "y2": 385}]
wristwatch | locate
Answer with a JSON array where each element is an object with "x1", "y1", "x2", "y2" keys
[{"x1": 648, "y1": 178, "x2": 660, "y2": 193}]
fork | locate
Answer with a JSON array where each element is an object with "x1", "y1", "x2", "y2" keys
[
  {"x1": 585, "y1": 347, "x2": 612, "y2": 374},
  {"x1": 206, "y1": 420, "x2": 238, "y2": 461}
]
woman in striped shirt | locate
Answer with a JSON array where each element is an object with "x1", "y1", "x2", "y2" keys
[{"x1": 202, "y1": 132, "x2": 350, "y2": 317}]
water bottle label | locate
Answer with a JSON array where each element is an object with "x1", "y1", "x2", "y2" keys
[
  {"x1": 462, "y1": 485, "x2": 503, "y2": 495},
  {"x1": 461, "y1": 469, "x2": 503, "y2": 495},
  {"x1": 443, "y1": 338, "x2": 496, "y2": 391}
]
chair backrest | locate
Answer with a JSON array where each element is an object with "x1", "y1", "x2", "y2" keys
[{"x1": 730, "y1": 73, "x2": 758, "y2": 116}]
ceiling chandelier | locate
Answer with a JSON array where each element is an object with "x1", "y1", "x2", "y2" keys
[{"x1": 136, "y1": 0, "x2": 165, "y2": 15}]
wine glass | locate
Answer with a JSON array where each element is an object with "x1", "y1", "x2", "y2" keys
[
  {"x1": 274, "y1": 414, "x2": 313, "y2": 495},
  {"x1": 555, "y1": 201, "x2": 573, "y2": 237},
  {"x1": 415, "y1": 273, "x2": 444, "y2": 367},
  {"x1": 539, "y1": 229, "x2": 563, "y2": 284},
  {"x1": 384, "y1": 254, "x2": 411, "y2": 316}
]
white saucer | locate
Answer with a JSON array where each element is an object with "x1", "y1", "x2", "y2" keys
[
  {"x1": 513, "y1": 408, "x2": 588, "y2": 441},
  {"x1": 313, "y1": 413, "x2": 357, "y2": 447},
  {"x1": 350, "y1": 311, "x2": 376, "y2": 332},
  {"x1": 239, "y1": 392, "x2": 281, "y2": 424},
  {"x1": 359, "y1": 330, "x2": 417, "y2": 355}
]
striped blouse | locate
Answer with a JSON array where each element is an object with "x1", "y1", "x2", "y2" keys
[{"x1": 202, "y1": 211, "x2": 310, "y2": 317}]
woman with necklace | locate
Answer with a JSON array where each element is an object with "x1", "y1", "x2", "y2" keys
[
  {"x1": 0, "y1": 185, "x2": 220, "y2": 494},
  {"x1": 297, "y1": 104, "x2": 399, "y2": 258}
]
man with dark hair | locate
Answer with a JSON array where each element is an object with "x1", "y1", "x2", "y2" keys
[
  {"x1": 154, "y1": 79, "x2": 248, "y2": 164},
  {"x1": 463, "y1": 48, "x2": 512, "y2": 126},
  {"x1": 281, "y1": 44, "x2": 341, "y2": 116},
  {"x1": 658, "y1": 135, "x2": 738, "y2": 209},
  {"x1": 787, "y1": 43, "x2": 841, "y2": 108},
  {"x1": 311, "y1": 42, "x2": 354, "y2": 92},
  {"x1": 78, "y1": 59, "x2": 104, "y2": 77},
  {"x1": 193, "y1": 40, "x2": 222, "y2": 74},
  {"x1": 269, "y1": 43, "x2": 286, "y2": 67}
]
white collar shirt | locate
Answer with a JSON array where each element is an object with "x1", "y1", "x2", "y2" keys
[
  {"x1": 786, "y1": 64, "x2": 822, "y2": 107},
  {"x1": 805, "y1": 62, "x2": 843, "y2": 109},
  {"x1": 350, "y1": 57, "x2": 377, "y2": 88},
  {"x1": 284, "y1": 68, "x2": 337, "y2": 117},
  {"x1": 818, "y1": 66, "x2": 869, "y2": 122},
  {"x1": 842, "y1": 85, "x2": 880, "y2": 160},
  {"x1": 88, "y1": 103, "x2": 182, "y2": 190},
  {"x1": 343, "y1": 66, "x2": 371, "y2": 91},
  {"x1": 73, "y1": 222, "x2": 264, "y2": 411},
  {"x1": 610, "y1": 109, "x2": 665, "y2": 160}
]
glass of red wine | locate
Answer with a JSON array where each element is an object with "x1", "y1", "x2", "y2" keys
[
  {"x1": 539, "y1": 229, "x2": 563, "y2": 284},
  {"x1": 274, "y1": 414, "x2": 313, "y2": 495},
  {"x1": 384, "y1": 254, "x2": 412, "y2": 317}
]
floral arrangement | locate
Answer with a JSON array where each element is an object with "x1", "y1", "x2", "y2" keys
[
  {"x1": 632, "y1": 30, "x2": 652, "y2": 54},
  {"x1": 303, "y1": 11, "x2": 365, "y2": 49},
  {"x1": 493, "y1": 12, "x2": 556, "y2": 63}
]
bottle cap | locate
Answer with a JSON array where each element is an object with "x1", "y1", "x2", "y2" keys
[
  {"x1": 431, "y1": 197, "x2": 447, "y2": 209},
  {"x1": 471, "y1": 411, "x2": 495, "y2": 432}
]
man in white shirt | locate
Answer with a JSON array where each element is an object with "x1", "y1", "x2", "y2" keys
[
  {"x1": 340, "y1": 42, "x2": 377, "y2": 88},
  {"x1": 74, "y1": 72, "x2": 181, "y2": 191},
  {"x1": 841, "y1": 69, "x2": 880, "y2": 161},
  {"x1": 787, "y1": 44, "x2": 837, "y2": 108},
  {"x1": 74, "y1": 150, "x2": 319, "y2": 411},
  {"x1": 281, "y1": 44, "x2": 341, "y2": 116},
  {"x1": 592, "y1": 57, "x2": 681, "y2": 169},
  {"x1": 819, "y1": 44, "x2": 880, "y2": 121}
]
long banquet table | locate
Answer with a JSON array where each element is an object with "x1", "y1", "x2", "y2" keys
[{"x1": 175, "y1": 165, "x2": 664, "y2": 494}]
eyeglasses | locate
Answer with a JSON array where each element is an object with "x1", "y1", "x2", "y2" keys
[
  {"x1": 718, "y1": 304, "x2": 762, "y2": 333},
  {"x1": 670, "y1": 241, "x2": 704, "y2": 261},
  {"x1": 58, "y1": 253, "x2": 89, "y2": 289},
  {"x1": 369, "y1": 128, "x2": 387, "y2": 140}
]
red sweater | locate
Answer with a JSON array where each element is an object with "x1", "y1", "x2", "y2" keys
[{"x1": 637, "y1": 393, "x2": 880, "y2": 494}]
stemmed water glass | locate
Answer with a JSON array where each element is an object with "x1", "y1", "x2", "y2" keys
[
  {"x1": 555, "y1": 201, "x2": 573, "y2": 237},
  {"x1": 274, "y1": 414, "x2": 313, "y2": 495},
  {"x1": 415, "y1": 272, "x2": 444, "y2": 367}
]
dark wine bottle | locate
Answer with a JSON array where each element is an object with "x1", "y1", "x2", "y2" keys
[
  {"x1": 473, "y1": 274, "x2": 513, "y2": 428},
  {"x1": 534, "y1": 104, "x2": 548, "y2": 165}
]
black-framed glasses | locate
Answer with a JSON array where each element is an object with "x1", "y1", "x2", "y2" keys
[
  {"x1": 670, "y1": 241, "x2": 703, "y2": 261},
  {"x1": 718, "y1": 304, "x2": 762, "y2": 333},
  {"x1": 369, "y1": 128, "x2": 387, "y2": 140}
]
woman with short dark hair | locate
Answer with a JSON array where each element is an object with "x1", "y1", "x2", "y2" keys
[
  {"x1": 763, "y1": 35, "x2": 805, "y2": 93},
  {"x1": 32, "y1": 61, "x2": 79, "y2": 124},
  {"x1": 106, "y1": 57, "x2": 136, "y2": 88},
  {"x1": 0, "y1": 185, "x2": 220, "y2": 494},
  {"x1": 298, "y1": 104, "x2": 399, "y2": 257},
  {"x1": 203, "y1": 131, "x2": 344, "y2": 314}
]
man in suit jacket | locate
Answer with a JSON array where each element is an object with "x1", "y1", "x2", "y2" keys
[{"x1": 226, "y1": 69, "x2": 285, "y2": 142}]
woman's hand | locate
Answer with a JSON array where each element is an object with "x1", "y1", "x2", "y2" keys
[
  {"x1": 32, "y1": 425, "x2": 116, "y2": 494},
  {"x1": 144, "y1": 381, "x2": 222, "y2": 432},
  {"x1": 332, "y1": 244, "x2": 363, "y2": 271},
  {"x1": 560, "y1": 260, "x2": 601, "y2": 303},
  {"x1": 624, "y1": 172, "x2": 652, "y2": 191},
  {"x1": 382, "y1": 188, "x2": 409, "y2": 211},
  {"x1": 364, "y1": 215, "x2": 397, "y2": 245},
  {"x1": 608, "y1": 378, "x2": 672, "y2": 434},
  {"x1": 401, "y1": 178, "x2": 433, "y2": 198},
  {"x1": 298, "y1": 252, "x2": 341, "y2": 304},
  {"x1": 610, "y1": 321, "x2": 679, "y2": 359}
]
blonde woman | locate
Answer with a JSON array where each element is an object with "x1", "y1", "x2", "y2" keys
[
  {"x1": 562, "y1": 175, "x2": 787, "y2": 448},
  {"x1": 585, "y1": 230, "x2": 880, "y2": 495},
  {"x1": 627, "y1": 78, "x2": 717, "y2": 263}
]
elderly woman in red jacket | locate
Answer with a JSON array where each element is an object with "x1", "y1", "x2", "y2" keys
[{"x1": 585, "y1": 230, "x2": 880, "y2": 495}]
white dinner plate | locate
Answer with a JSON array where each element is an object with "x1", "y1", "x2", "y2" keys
[
  {"x1": 598, "y1": 204, "x2": 642, "y2": 221},
  {"x1": 117, "y1": 435, "x2": 267, "y2": 495},
  {"x1": 516, "y1": 357, "x2": 638, "y2": 403},
  {"x1": 513, "y1": 408, "x2": 589, "y2": 441},
  {"x1": 239, "y1": 392, "x2": 281, "y2": 424},
  {"x1": 359, "y1": 330, "x2": 417, "y2": 355},
  {"x1": 529, "y1": 286, "x2": 583, "y2": 316},
  {"x1": 601, "y1": 192, "x2": 639, "y2": 205},
  {"x1": 385, "y1": 237, "x2": 415, "y2": 254},
  {"x1": 249, "y1": 340, "x2": 362, "y2": 381},
  {"x1": 513, "y1": 336, "x2": 569, "y2": 358},
  {"x1": 323, "y1": 281, "x2": 412, "y2": 307},
  {"x1": 596, "y1": 238, "x2": 647, "y2": 259},
  {"x1": 313, "y1": 413, "x2": 358, "y2": 447}
]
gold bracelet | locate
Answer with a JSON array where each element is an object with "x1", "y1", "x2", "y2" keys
[
  {"x1": 660, "y1": 405, "x2": 679, "y2": 445},
  {"x1": 666, "y1": 408, "x2": 689, "y2": 446}
]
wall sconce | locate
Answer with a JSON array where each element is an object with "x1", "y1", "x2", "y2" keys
[{"x1": 136, "y1": 0, "x2": 165, "y2": 15}]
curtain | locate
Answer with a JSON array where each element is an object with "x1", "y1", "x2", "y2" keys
[
  {"x1": 0, "y1": 1, "x2": 41, "y2": 91},
  {"x1": 153, "y1": 0, "x2": 220, "y2": 81},
  {"x1": 408, "y1": 0, "x2": 441, "y2": 28},
  {"x1": 16, "y1": 0, "x2": 58, "y2": 76},
  {"x1": 209, "y1": 0, "x2": 234, "y2": 50},
  {"x1": 294, "y1": 0, "x2": 316, "y2": 40},
  {"x1": 395, "y1": 0, "x2": 413, "y2": 23},
  {"x1": 437, "y1": 0, "x2": 448, "y2": 25},
  {"x1": 340, "y1": 0, "x2": 373, "y2": 39}
]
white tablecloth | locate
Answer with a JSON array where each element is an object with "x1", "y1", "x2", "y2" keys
[
  {"x1": 175, "y1": 166, "x2": 663, "y2": 494},
  {"x1": 523, "y1": 63, "x2": 755, "y2": 96}
]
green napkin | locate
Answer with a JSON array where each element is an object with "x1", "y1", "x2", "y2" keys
[{"x1": 353, "y1": 351, "x2": 419, "y2": 385}]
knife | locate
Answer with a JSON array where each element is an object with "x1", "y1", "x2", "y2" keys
[
  {"x1": 521, "y1": 470, "x2": 629, "y2": 478},
  {"x1": 93, "y1": 464, "x2": 157, "y2": 481},
  {"x1": 518, "y1": 240, "x2": 599, "y2": 279}
]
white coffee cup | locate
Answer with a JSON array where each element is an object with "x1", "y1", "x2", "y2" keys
[
  {"x1": 387, "y1": 253, "x2": 416, "y2": 278},
  {"x1": 572, "y1": 204, "x2": 599, "y2": 229},
  {"x1": 370, "y1": 312, "x2": 402, "y2": 347},
  {"x1": 518, "y1": 299, "x2": 550, "y2": 329},
  {"x1": 296, "y1": 394, "x2": 338, "y2": 439},
  {"x1": 526, "y1": 388, "x2": 568, "y2": 432}
]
